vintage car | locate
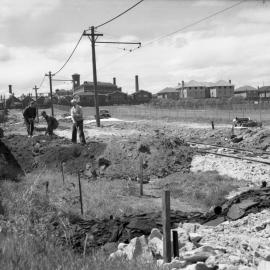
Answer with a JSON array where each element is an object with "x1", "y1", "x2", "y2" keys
[{"x1": 95, "y1": 109, "x2": 111, "y2": 119}]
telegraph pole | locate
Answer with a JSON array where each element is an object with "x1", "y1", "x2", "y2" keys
[
  {"x1": 33, "y1": 85, "x2": 39, "y2": 123},
  {"x1": 91, "y1": 26, "x2": 101, "y2": 127},
  {"x1": 83, "y1": 28, "x2": 103, "y2": 127},
  {"x1": 45, "y1": 71, "x2": 54, "y2": 116},
  {"x1": 83, "y1": 27, "x2": 141, "y2": 127}
]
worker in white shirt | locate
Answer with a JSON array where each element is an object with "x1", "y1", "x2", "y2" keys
[{"x1": 70, "y1": 99, "x2": 86, "y2": 145}]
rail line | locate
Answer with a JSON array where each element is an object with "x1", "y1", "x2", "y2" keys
[
  {"x1": 186, "y1": 140, "x2": 270, "y2": 156},
  {"x1": 187, "y1": 140, "x2": 270, "y2": 166}
]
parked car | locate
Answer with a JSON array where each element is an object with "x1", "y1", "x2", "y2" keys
[{"x1": 95, "y1": 109, "x2": 111, "y2": 119}]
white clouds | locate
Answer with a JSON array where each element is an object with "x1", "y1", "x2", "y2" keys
[
  {"x1": 0, "y1": 0, "x2": 270, "y2": 95},
  {"x1": 0, "y1": 0, "x2": 61, "y2": 22},
  {"x1": 0, "y1": 44, "x2": 11, "y2": 61}
]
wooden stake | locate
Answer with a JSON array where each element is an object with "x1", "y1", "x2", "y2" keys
[
  {"x1": 78, "y1": 171, "x2": 83, "y2": 216},
  {"x1": 162, "y1": 190, "x2": 171, "y2": 263},
  {"x1": 211, "y1": 120, "x2": 215, "y2": 130},
  {"x1": 61, "y1": 162, "x2": 65, "y2": 184},
  {"x1": 172, "y1": 230, "x2": 179, "y2": 258},
  {"x1": 139, "y1": 156, "x2": 143, "y2": 196},
  {"x1": 45, "y1": 181, "x2": 49, "y2": 197}
]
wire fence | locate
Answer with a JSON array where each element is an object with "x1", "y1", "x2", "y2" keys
[{"x1": 54, "y1": 103, "x2": 270, "y2": 124}]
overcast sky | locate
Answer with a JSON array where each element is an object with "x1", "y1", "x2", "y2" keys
[{"x1": 0, "y1": 0, "x2": 269, "y2": 96}]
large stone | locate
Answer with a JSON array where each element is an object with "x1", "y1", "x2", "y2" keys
[
  {"x1": 149, "y1": 228, "x2": 163, "y2": 240},
  {"x1": 148, "y1": 237, "x2": 163, "y2": 257},
  {"x1": 182, "y1": 246, "x2": 216, "y2": 264},
  {"x1": 189, "y1": 233, "x2": 202, "y2": 243},
  {"x1": 122, "y1": 235, "x2": 153, "y2": 261}
]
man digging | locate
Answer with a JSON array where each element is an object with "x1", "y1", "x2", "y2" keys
[
  {"x1": 23, "y1": 101, "x2": 37, "y2": 137},
  {"x1": 70, "y1": 99, "x2": 86, "y2": 145},
  {"x1": 41, "y1": 111, "x2": 58, "y2": 137}
]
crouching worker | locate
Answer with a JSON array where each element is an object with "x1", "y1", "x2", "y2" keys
[
  {"x1": 70, "y1": 99, "x2": 86, "y2": 145},
  {"x1": 41, "y1": 111, "x2": 58, "y2": 136},
  {"x1": 23, "y1": 101, "x2": 37, "y2": 137}
]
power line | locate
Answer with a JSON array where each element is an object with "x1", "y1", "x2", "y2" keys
[
  {"x1": 97, "y1": 0, "x2": 246, "y2": 72},
  {"x1": 52, "y1": 33, "x2": 83, "y2": 76},
  {"x1": 38, "y1": 75, "x2": 46, "y2": 89},
  {"x1": 141, "y1": 0, "x2": 245, "y2": 48},
  {"x1": 95, "y1": 0, "x2": 144, "y2": 29}
]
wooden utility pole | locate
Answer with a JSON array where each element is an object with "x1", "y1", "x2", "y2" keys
[
  {"x1": 162, "y1": 190, "x2": 171, "y2": 263},
  {"x1": 33, "y1": 85, "x2": 39, "y2": 123},
  {"x1": 45, "y1": 71, "x2": 54, "y2": 116},
  {"x1": 90, "y1": 26, "x2": 101, "y2": 127},
  {"x1": 83, "y1": 27, "x2": 141, "y2": 127}
]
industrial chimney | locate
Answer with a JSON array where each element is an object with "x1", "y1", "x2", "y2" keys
[
  {"x1": 72, "y1": 74, "x2": 80, "y2": 92},
  {"x1": 113, "y1": 77, "x2": 116, "y2": 85},
  {"x1": 8, "y1": 85, "x2": 12, "y2": 94},
  {"x1": 135, "y1": 75, "x2": 139, "y2": 92},
  {"x1": 181, "y1": 81, "x2": 185, "y2": 88},
  {"x1": 229, "y1": 79, "x2": 231, "y2": 84}
]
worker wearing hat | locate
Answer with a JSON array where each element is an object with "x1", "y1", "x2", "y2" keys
[
  {"x1": 23, "y1": 101, "x2": 37, "y2": 137},
  {"x1": 70, "y1": 99, "x2": 86, "y2": 144}
]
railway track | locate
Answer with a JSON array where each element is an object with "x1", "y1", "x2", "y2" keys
[{"x1": 187, "y1": 140, "x2": 270, "y2": 165}]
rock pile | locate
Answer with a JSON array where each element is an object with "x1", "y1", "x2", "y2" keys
[{"x1": 110, "y1": 210, "x2": 270, "y2": 269}]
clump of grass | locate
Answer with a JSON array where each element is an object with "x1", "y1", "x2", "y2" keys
[
  {"x1": 155, "y1": 171, "x2": 238, "y2": 208},
  {"x1": 0, "y1": 234, "x2": 160, "y2": 270}
]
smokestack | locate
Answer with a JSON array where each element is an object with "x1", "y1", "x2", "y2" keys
[
  {"x1": 135, "y1": 75, "x2": 139, "y2": 92},
  {"x1": 72, "y1": 74, "x2": 80, "y2": 92},
  {"x1": 113, "y1": 77, "x2": 116, "y2": 85},
  {"x1": 182, "y1": 81, "x2": 185, "y2": 88},
  {"x1": 8, "y1": 85, "x2": 12, "y2": 94},
  {"x1": 229, "y1": 79, "x2": 231, "y2": 84}
]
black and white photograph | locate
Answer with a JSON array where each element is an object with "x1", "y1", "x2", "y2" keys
[{"x1": 1, "y1": 0, "x2": 270, "y2": 269}]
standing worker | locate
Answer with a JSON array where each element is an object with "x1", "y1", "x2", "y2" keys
[
  {"x1": 23, "y1": 101, "x2": 37, "y2": 137},
  {"x1": 41, "y1": 111, "x2": 58, "y2": 136},
  {"x1": 70, "y1": 99, "x2": 86, "y2": 145}
]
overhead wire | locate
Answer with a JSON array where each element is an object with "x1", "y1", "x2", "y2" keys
[
  {"x1": 52, "y1": 33, "x2": 84, "y2": 76},
  {"x1": 140, "y1": 0, "x2": 245, "y2": 49},
  {"x1": 95, "y1": 0, "x2": 144, "y2": 29},
  {"x1": 97, "y1": 0, "x2": 245, "y2": 71},
  {"x1": 38, "y1": 75, "x2": 46, "y2": 89}
]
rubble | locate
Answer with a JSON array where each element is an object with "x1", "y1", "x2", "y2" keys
[{"x1": 109, "y1": 209, "x2": 270, "y2": 269}]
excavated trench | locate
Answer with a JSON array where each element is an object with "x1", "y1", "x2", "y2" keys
[
  {"x1": 53, "y1": 186, "x2": 270, "y2": 252},
  {"x1": 2, "y1": 134, "x2": 270, "y2": 252}
]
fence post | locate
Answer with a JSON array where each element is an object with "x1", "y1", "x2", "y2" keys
[
  {"x1": 78, "y1": 171, "x2": 84, "y2": 216},
  {"x1": 211, "y1": 121, "x2": 215, "y2": 130},
  {"x1": 139, "y1": 156, "x2": 143, "y2": 196},
  {"x1": 172, "y1": 230, "x2": 179, "y2": 258},
  {"x1": 162, "y1": 190, "x2": 171, "y2": 263}
]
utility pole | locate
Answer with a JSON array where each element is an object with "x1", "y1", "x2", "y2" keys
[
  {"x1": 83, "y1": 27, "x2": 141, "y2": 127},
  {"x1": 45, "y1": 71, "x2": 54, "y2": 116},
  {"x1": 33, "y1": 85, "x2": 39, "y2": 123}
]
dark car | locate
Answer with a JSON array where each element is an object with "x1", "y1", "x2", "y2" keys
[{"x1": 95, "y1": 109, "x2": 111, "y2": 119}]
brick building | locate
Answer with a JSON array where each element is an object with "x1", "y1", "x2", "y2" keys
[
  {"x1": 157, "y1": 87, "x2": 179, "y2": 100},
  {"x1": 72, "y1": 74, "x2": 127, "y2": 106}
]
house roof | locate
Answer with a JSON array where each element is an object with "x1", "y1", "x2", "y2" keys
[
  {"x1": 157, "y1": 87, "x2": 178, "y2": 94},
  {"x1": 258, "y1": 86, "x2": 270, "y2": 92},
  {"x1": 177, "y1": 80, "x2": 233, "y2": 88},
  {"x1": 235, "y1": 85, "x2": 257, "y2": 92},
  {"x1": 131, "y1": 90, "x2": 152, "y2": 96},
  {"x1": 83, "y1": 81, "x2": 117, "y2": 87}
]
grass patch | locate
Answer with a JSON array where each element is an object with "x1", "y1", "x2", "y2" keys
[
  {"x1": 154, "y1": 171, "x2": 238, "y2": 208},
  {"x1": 0, "y1": 234, "x2": 160, "y2": 270}
]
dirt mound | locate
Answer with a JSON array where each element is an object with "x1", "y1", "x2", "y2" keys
[
  {"x1": 237, "y1": 128, "x2": 270, "y2": 150},
  {"x1": 99, "y1": 134, "x2": 194, "y2": 180},
  {"x1": 1, "y1": 134, "x2": 106, "y2": 174},
  {"x1": 0, "y1": 140, "x2": 24, "y2": 180}
]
